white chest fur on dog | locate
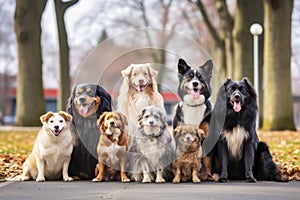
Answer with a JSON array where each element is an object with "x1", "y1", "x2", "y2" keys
[
  {"x1": 100, "y1": 144, "x2": 126, "y2": 167},
  {"x1": 20, "y1": 111, "x2": 74, "y2": 182},
  {"x1": 139, "y1": 137, "x2": 166, "y2": 168},
  {"x1": 181, "y1": 94, "x2": 206, "y2": 127},
  {"x1": 34, "y1": 129, "x2": 73, "y2": 179},
  {"x1": 222, "y1": 125, "x2": 249, "y2": 160}
]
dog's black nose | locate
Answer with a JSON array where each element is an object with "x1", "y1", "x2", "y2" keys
[
  {"x1": 110, "y1": 121, "x2": 115, "y2": 126},
  {"x1": 54, "y1": 125, "x2": 59, "y2": 130},
  {"x1": 79, "y1": 97, "x2": 86, "y2": 103},
  {"x1": 192, "y1": 82, "x2": 199, "y2": 87},
  {"x1": 149, "y1": 121, "x2": 154, "y2": 125},
  {"x1": 234, "y1": 93, "x2": 240, "y2": 100}
]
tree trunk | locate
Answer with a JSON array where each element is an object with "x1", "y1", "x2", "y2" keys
[
  {"x1": 54, "y1": 0, "x2": 79, "y2": 111},
  {"x1": 232, "y1": 0, "x2": 264, "y2": 127},
  {"x1": 233, "y1": 0, "x2": 263, "y2": 82},
  {"x1": 14, "y1": 0, "x2": 47, "y2": 126},
  {"x1": 263, "y1": 0, "x2": 295, "y2": 130}
]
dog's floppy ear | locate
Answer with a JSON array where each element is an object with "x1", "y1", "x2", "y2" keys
[
  {"x1": 197, "y1": 128, "x2": 206, "y2": 142},
  {"x1": 223, "y1": 78, "x2": 232, "y2": 91},
  {"x1": 40, "y1": 112, "x2": 54, "y2": 124},
  {"x1": 242, "y1": 77, "x2": 257, "y2": 98},
  {"x1": 178, "y1": 59, "x2": 191, "y2": 77},
  {"x1": 96, "y1": 85, "x2": 112, "y2": 118},
  {"x1": 117, "y1": 111, "x2": 128, "y2": 126},
  {"x1": 58, "y1": 111, "x2": 73, "y2": 122},
  {"x1": 66, "y1": 86, "x2": 77, "y2": 115},
  {"x1": 147, "y1": 64, "x2": 158, "y2": 78},
  {"x1": 97, "y1": 112, "x2": 108, "y2": 127},
  {"x1": 121, "y1": 64, "x2": 133, "y2": 78}
]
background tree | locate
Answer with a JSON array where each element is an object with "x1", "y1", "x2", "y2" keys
[
  {"x1": 232, "y1": 0, "x2": 263, "y2": 81},
  {"x1": 263, "y1": 0, "x2": 296, "y2": 130},
  {"x1": 191, "y1": 0, "x2": 263, "y2": 82},
  {"x1": 54, "y1": 0, "x2": 79, "y2": 111},
  {"x1": 14, "y1": 0, "x2": 47, "y2": 126}
]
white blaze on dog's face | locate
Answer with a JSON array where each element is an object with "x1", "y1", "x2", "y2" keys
[
  {"x1": 138, "y1": 105, "x2": 166, "y2": 136},
  {"x1": 181, "y1": 69, "x2": 206, "y2": 105},
  {"x1": 122, "y1": 63, "x2": 158, "y2": 92},
  {"x1": 40, "y1": 111, "x2": 72, "y2": 137}
]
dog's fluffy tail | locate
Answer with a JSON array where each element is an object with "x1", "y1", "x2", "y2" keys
[{"x1": 254, "y1": 142, "x2": 288, "y2": 182}]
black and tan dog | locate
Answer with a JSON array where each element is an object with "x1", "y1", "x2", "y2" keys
[
  {"x1": 67, "y1": 84, "x2": 112, "y2": 179},
  {"x1": 214, "y1": 78, "x2": 286, "y2": 182}
]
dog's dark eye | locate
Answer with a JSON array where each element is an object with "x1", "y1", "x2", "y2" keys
[
  {"x1": 240, "y1": 87, "x2": 247, "y2": 94},
  {"x1": 228, "y1": 87, "x2": 235, "y2": 93},
  {"x1": 144, "y1": 72, "x2": 148, "y2": 76},
  {"x1": 153, "y1": 114, "x2": 160, "y2": 119},
  {"x1": 49, "y1": 120, "x2": 54, "y2": 123},
  {"x1": 144, "y1": 115, "x2": 150, "y2": 118},
  {"x1": 59, "y1": 120, "x2": 64, "y2": 123}
]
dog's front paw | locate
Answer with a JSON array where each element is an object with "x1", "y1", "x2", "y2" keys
[
  {"x1": 211, "y1": 173, "x2": 220, "y2": 182},
  {"x1": 246, "y1": 177, "x2": 257, "y2": 183},
  {"x1": 218, "y1": 177, "x2": 228, "y2": 183},
  {"x1": 92, "y1": 178, "x2": 102, "y2": 182},
  {"x1": 36, "y1": 176, "x2": 45, "y2": 182},
  {"x1": 121, "y1": 177, "x2": 130, "y2": 183},
  {"x1": 172, "y1": 176, "x2": 180, "y2": 183},
  {"x1": 155, "y1": 177, "x2": 166, "y2": 183},
  {"x1": 142, "y1": 176, "x2": 151, "y2": 183},
  {"x1": 21, "y1": 175, "x2": 30, "y2": 181},
  {"x1": 63, "y1": 176, "x2": 73, "y2": 182},
  {"x1": 192, "y1": 176, "x2": 201, "y2": 183}
]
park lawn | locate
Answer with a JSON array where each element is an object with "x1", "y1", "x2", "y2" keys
[
  {"x1": 0, "y1": 130, "x2": 38, "y2": 178},
  {"x1": 0, "y1": 129, "x2": 299, "y2": 180}
]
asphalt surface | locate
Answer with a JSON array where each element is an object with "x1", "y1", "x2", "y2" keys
[{"x1": 0, "y1": 180, "x2": 299, "y2": 200}]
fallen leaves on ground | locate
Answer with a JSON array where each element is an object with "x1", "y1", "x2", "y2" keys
[
  {"x1": 0, "y1": 130, "x2": 299, "y2": 181},
  {"x1": 258, "y1": 130, "x2": 300, "y2": 181}
]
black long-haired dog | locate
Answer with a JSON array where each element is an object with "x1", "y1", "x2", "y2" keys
[
  {"x1": 214, "y1": 78, "x2": 285, "y2": 182},
  {"x1": 67, "y1": 84, "x2": 112, "y2": 179}
]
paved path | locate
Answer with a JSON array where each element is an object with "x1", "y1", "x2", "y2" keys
[{"x1": 0, "y1": 180, "x2": 299, "y2": 200}]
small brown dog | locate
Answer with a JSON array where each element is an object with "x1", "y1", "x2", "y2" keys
[
  {"x1": 172, "y1": 124, "x2": 205, "y2": 183},
  {"x1": 92, "y1": 111, "x2": 130, "y2": 182}
]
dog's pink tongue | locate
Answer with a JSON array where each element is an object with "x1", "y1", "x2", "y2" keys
[
  {"x1": 233, "y1": 102, "x2": 241, "y2": 112},
  {"x1": 192, "y1": 90, "x2": 200, "y2": 99},
  {"x1": 80, "y1": 105, "x2": 89, "y2": 115},
  {"x1": 139, "y1": 85, "x2": 145, "y2": 92}
]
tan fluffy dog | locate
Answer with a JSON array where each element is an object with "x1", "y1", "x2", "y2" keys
[
  {"x1": 172, "y1": 124, "x2": 205, "y2": 183},
  {"x1": 93, "y1": 111, "x2": 130, "y2": 182},
  {"x1": 21, "y1": 111, "x2": 73, "y2": 182},
  {"x1": 117, "y1": 63, "x2": 165, "y2": 135}
]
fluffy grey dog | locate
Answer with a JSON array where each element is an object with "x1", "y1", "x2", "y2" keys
[{"x1": 127, "y1": 105, "x2": 175, "y2": 183}]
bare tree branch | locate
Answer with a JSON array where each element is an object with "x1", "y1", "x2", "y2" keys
[{"x1": 192, "y1": 0, "x2": 222, "y2": 45}]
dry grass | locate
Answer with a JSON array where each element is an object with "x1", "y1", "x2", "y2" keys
[
  {"x1": 258, "y1": 130, "x2": 300, "y2": 181},
  {"x1": 0, "y1": 129, "x2": 299, "y2": 180},
  {"x1": 0, "y1": 130, "x2": 38, "y2": 178}
]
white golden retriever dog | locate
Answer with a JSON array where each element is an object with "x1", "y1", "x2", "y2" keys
[
  {"x1": 21, "y1": 111, "x2": 74, "y2": 182},
  {"x1": 117, "y1": 63, "x2": 165, "y2": 135},
  {"x1": 127, "y1": 105, "x2": 175, "y2": 183}
]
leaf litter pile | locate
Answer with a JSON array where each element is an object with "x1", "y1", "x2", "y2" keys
[{"x1": 0, "y1": 130, "x2": 299, "y2": 181}]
